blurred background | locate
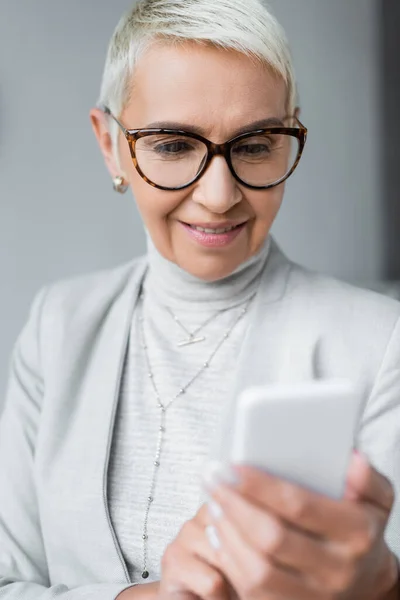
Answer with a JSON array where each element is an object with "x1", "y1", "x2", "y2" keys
[{"x1": 0, "y1": 0, "x2": 399, "y2": 404}]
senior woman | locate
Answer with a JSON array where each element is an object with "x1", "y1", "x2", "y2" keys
[{"x1": 1, "y1": 0, "x2": 400, "y2": 599}]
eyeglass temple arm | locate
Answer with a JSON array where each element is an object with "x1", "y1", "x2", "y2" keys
[{"x1": 99, "y1": 105, "x2": 128, "y2": 135}]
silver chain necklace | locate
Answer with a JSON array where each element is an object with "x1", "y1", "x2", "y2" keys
[
  {"x1": 138, "y1": 292, "x2": 254, "y2": 580},
  {"x1": 165, "y1": 305, "x2": 230, "y2": 347}
]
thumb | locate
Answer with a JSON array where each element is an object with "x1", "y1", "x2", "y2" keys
[
  {"x1": 344, "y1": 450, "x2": 371, "y2": 501},
  {"x1": 345, "y1": 450, "x2": 394, "y2": 512}
]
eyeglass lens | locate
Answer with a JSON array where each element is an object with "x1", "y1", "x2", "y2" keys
[{"x1": 134, "y1": 132, "x2": 300, "y2": 189}]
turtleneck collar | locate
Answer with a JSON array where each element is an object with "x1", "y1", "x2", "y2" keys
[{"x1": 143, "y1": 233, "x2": 271, "y2": 312}]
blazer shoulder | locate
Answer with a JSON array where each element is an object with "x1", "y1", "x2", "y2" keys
[
  {"x1": 41, "y1": 255, "x2": 147, "y2": 315},
  {"x1": 287, "y1": 261, "x2": 400, "y2": 330}
]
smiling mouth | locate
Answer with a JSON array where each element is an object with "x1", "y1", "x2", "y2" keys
[{"x1": 183, "y1": 223, "x2": 246, "y2": 234}]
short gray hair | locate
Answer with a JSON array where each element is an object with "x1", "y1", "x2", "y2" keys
[{"x1": 98, "y1": 0, "x2": 297, "y2": 169}]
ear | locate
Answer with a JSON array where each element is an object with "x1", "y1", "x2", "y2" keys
[
  {"x1": 294, "y1": 106, "x2": 301, "y2": 119},
  {"x1": 89, "y1": 107, "x2": 122, "y2": 180}
]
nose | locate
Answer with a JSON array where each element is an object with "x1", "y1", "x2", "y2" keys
[{"x1": 191, "y1": 155, "x2": 243, "y2": 214}]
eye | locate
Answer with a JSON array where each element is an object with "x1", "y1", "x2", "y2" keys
[
  {"x1": 153, "y1": 139, "x2": 195, "y2": 156},
  {"x1": 231, "y1": 132, "x2": 288, "y2": 164},
  {"x1": 233, "y1": 139, "x2": 273, "y2": 158},
  {"x1": 236, "y1": 144, "x2": 269, "y2": 155}
]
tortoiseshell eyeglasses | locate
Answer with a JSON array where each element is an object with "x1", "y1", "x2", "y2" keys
[{"x1": 102, "y1": 105, "x2": 307, "y2": 191}]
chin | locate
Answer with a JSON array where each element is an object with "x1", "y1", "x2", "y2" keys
[{"x1": 177, "y1": 255, "x2": 243, "y2": 282}]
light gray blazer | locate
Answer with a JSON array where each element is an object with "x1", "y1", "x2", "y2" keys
[{"x1": 1, "y1": 240, "x2": 400, "y2": 600}]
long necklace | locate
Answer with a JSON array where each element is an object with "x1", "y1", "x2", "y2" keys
[
  {"x1": 138, "y1": 293, "x2": 254, "y2": 579},
  {"x1": 165, "y1": 305, "x2": 230, "y2": 347}
]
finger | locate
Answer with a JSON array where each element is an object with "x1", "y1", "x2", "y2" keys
[
  {"x1": 161, "y1": 543, "x2": 232, "y2": 600},
  {"x1": 180, "y1": 515, "x2": 222, "y2": 566},
  {"x1": 210, "y1": 485, "x2": 347, "y2": 585},
  {"x1": 346, "y1": 452, "x2": 394, "y2": 512},
  {"x1": 211, "y1": 512, "x2": 323, "y2": 600},
  {"x1": 178, "y1": 516, "x2": 239, "y2": 599},
  {"x1": 223, "y1": 464, "x2": 378, "y2": 542}
]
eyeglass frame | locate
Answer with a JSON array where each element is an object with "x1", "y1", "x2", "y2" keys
[{"x1": 101, "y1": 105, "x2": 308, "y2": 192}]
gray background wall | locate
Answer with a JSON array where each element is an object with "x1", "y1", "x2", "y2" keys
[
  {"x1": 0, "y1": 0, "x2": 381, "y2": 402},
  {"x1": 381, "y1": 0, "x2": 400, "y2": 279}
]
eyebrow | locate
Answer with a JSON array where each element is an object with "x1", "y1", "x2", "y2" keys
[{"x1": 142, "y1": 117, "x2": 285, "y2": 137}]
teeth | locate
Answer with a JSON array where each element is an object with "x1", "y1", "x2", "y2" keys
[{"x1": 192, "y1": 225, "x2": 236, "y2": 234}]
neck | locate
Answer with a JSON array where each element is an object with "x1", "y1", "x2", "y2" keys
[{"x1": 143, "y1": 235, "x2": 271, "y2": 312}]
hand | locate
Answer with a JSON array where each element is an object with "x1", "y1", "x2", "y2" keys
[
  {"x1": 118, "y1": 582, "x2": 160, "y2": 599},
  {"x1": 203, "y1": 452, "x2": 398, "y2": 599},
  {"x1": 158, "y1": 504, "x2": 236, "y2": 599}
]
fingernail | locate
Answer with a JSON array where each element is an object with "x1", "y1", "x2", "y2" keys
[
  {"x1": 208, "y1": 499, "x2": 224, "y2": 520},
  {"x1": 353, "y1": 449, "x2": 369, "y2": 465},
  {"x1": 202, "y1": 460, "x2": 239, "y2": 491},
  {"x1": 206, "y1": 524, "x2": 221, "y2": 550}
]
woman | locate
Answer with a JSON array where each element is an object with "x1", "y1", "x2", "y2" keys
[{"x1": 1, "y1": 0, "x2": 399, "y2": 598}]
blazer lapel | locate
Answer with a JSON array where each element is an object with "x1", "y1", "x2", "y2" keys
[
  {"x1": 41, "y1": 260, "x2": 148, "y2": 584},
  {"x1": 83, "y1": 262, "x2": 147, "y2": 581}
]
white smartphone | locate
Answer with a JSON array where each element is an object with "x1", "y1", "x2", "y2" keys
[{"x1": 230, "y1": 380, "x2": 365, "y2": 499}]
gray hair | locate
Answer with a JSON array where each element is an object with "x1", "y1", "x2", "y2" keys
[{"x1": 98, "y1": 0, "x2": 297, "y2": 170}]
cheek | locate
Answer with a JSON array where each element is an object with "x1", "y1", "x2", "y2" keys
[
  {"x1": 132, "y1": 176, "x2": 185, "y2": 223},
  {"x1": 247, "y1": 187, "x2": 284, "y2": 249},
  {"x1": 248, "y1": 187, "x2": 284, "y2": 226},
  {"x1": 119, "y1": 139, "x2": 187, "y2": 257},
  {"x1": 123, "y1": 149, "x2": 178, "y2": 220},
  {"x1": 129, "y1": 169, "x2": 188, "y2": 258}
]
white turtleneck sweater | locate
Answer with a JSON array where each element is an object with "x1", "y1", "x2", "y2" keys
[{"x1": 107, "y1": 238, "x2": 270, "y2": 583}]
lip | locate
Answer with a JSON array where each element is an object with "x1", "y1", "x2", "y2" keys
[
  {"x1": 182, "y1": 221, "x2": 248, "y2": 229},
  {"x1": 179, "y1": 220, "x2": 248, "y2": 248}
]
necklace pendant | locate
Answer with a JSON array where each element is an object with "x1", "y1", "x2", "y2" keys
[{"x1": 177, "y1": 335, "x2": 206, "y2": 347}]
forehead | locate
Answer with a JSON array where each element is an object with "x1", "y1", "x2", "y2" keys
[{"x1": 123, "y1": 42, "x2": 288, "y2": 137}]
